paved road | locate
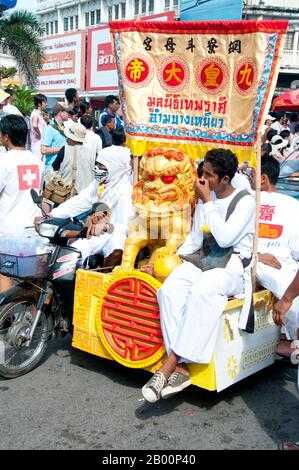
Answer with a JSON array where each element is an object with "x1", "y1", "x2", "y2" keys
[{"x1": 0, "y1": 336, "x2": 298, "y2": 450}]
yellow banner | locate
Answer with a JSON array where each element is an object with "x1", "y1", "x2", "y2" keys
[{"x1": 110, "y1": 20, "x2": 288, "y2": 162}]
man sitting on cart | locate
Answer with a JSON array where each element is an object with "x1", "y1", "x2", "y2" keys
[
  {"x1": 142, "y1": 149, "x2": 256, "y2": 403},
  {"x1": 46, "y1": 144, "x2": 134, "y2": 269},
  {"x1": 252, "y1": 156, "x2": 299, "y2": 359}
]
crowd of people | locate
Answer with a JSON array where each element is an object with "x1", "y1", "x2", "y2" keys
[
  {"x1": 0, "y1": 87, "x2": 130, "y2": 288},
  {"x1": 0, "y1": 86, "x2": 298, "y2": 449},
  {"x1": 261, "y1": 112, "x2": 299, "y2": 162}
]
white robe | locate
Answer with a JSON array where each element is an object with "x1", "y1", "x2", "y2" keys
[
  {"x1": 52, "y1": 178, "x2": 133, "y2": 261},
  {"x1": 257, "y1": 261, "x2": 298, "y2": 340},
  {"x1": 52, "y1": 144, "x2": 134, "y2": 262},
  {"x1": 158, "y1": 189, "x2": 256, "y2": 364},
  {"x1": 257, "y1": 191, "x2": 299, "y2": 339}
]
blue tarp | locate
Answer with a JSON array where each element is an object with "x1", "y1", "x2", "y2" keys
[
  {"x1": 180, "y1": 0, "x2": 243, "y2": 21},
  {"x1": 0, "y1": 0, "x2": 17, "y2": 10}
]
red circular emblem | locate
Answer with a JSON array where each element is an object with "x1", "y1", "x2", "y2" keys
[
  {"x1": 100, "y1": 277, "x2": 164, "y2": 364},
  {"x1": 158, "y1": 56, "x2": 189, "y2": 92},
  {"x1": 234, "y1": 58, "x2": 257, "y2": 94},
  {"x1": 196, "y1": 58, "x2": 228, "y2": 95},
  {"x1": 122, "y1": 54, "x2": 153, "y2": 89}
]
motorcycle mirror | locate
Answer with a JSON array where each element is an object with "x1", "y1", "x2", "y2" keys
[{"x1": 30, "y1": 189, "x2": 43, "y2": 205}]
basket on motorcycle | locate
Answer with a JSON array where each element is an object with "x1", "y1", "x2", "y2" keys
[{"x1": 0, "y1": 252, "x2": 50, "y2": 279}]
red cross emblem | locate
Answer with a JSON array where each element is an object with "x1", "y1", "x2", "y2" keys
[{"x1": 17, "y1": 165, "x2": 40, "y2": 190}]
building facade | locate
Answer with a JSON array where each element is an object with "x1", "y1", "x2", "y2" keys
[
  {"x1": 36, "y1": 0, "x2": 180, "y2": 101},
  {"x1": 37, "y1": 0, "x2": 180, "y2": 37},
  {"x1": 0, "y1": 44, "x2": 16, "y2": 69},
  {"x1": 0, "y1": 44, "x2": 20, "y2": 88},
  {"x1": 36, "y1": 0, "x2": 298, "y2": 99},
  {"x1": 245, "y1": 0, "x2": 299, "y2": 93}
]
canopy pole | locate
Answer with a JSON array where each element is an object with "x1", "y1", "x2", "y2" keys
[{"x1": 252, "y1": 132, "x2": 262, "y2": 292}]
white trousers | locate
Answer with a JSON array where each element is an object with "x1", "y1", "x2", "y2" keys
[
  {"x1": 257, "y1": 261, "x2": 299, "y2": 340},
  {"x1": 72, "y1": 227, "x2": 126, "y2": 262},
  {"x1": 158, "y1": 256, "x2": 244, "y2": 364}
]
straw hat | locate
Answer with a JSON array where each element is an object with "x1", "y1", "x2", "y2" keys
[
  {"x1": 0, "y1": 89, "x2": 10, "y2": 104},
  {"x1": 64, "y1": 122, "x2": 87, "y2": 143}
]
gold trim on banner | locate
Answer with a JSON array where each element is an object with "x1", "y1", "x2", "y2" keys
[{"x1": 126, "y1": 136, "x2": 256, "y2": 164}]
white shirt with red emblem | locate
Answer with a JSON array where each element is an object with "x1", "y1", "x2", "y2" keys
[
  {"x1": 258, "y1": 191, "x2": 299, "y2": 262},
  {"x1": 0, "y1": 149, "x2": 43, "y2": 233}
]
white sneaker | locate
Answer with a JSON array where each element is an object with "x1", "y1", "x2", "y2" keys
[
  {"x1": 161, "y1": 371, "x2": 191, "y2": 399},
  {"x1": 142, "y1": 371, "x2": 167, "y2": 403}
]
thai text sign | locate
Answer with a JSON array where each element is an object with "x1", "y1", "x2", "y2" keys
[
  {"x1": 37, "y1": 32, "x2": 86, "y2": 93},
  {"x1": 109, "y1": 20, "x2": 288, "y2": 161},
  {"x1": 87, "y1": 25, "x2": 118, "y2": 93}
]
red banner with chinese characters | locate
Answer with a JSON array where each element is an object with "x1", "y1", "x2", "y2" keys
[{"x1": 109, "y1": 20, "x2": 288, "y2": 162}]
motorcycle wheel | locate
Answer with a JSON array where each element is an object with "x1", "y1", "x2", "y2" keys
[{"x1": 0, "y1": 300, "x2": 53, "y2": 379}]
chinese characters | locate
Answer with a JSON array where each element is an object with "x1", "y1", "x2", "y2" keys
[
  {"x1": 143, "y1": 36, "x2": 242, "y2": 55},
  {"x1": 260, "y1": 205, "x2": 275, "y2": 222}
]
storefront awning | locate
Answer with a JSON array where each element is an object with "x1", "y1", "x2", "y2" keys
[{"x1": 272, "y1": 89, "x2": 299, "y2": 112}]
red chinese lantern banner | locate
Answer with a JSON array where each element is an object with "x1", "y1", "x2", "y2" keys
[{"x1": 109, "y1": 20, "x2": 288, "y2": 162}]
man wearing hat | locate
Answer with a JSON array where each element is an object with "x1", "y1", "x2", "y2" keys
[
  {"x1": 0, "y1": 89, "x2": 10, "y2": 115},
  {"x1": 41, "y1": 102, "x2": 68, "y2": 171},
  {"x1": 0, "y1": 89, "x2": 10, "y2": 113},
  {"x1": 3, "y1": 88, "x2": 22, "y2": 116},
  {"x1": 262, "y1": 114, "x2": 275, "y2": 142},
  {"x1": 48, "y1": 141, "x2": 133, "y2": 268},
  {"x1": 56, "y1": 122, "x2": 97, "y2": 194}
]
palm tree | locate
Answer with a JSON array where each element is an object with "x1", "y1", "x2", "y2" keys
[{"x1": 0, "y1": 10, "x2": 44, "y2": 87}]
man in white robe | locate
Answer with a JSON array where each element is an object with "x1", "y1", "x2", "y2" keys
[
  {"x1": 142, "y1": 149, "x2": 255, "y2": 403},
  {"x1": 51, "y1": 144, "x2": 133, "y2": 267},
  {"x1": 251, "y1": 156, "x2": 299, "y2": 357}
]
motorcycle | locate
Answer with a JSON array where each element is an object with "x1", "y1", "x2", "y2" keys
[{"x1": 0, "y1": 190, "x2": 88, "y2": 379}]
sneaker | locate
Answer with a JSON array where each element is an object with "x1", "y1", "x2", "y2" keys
[
  {"x1": 279, "y1": 441, "x2": 299, "y2": 451},
  {"x1": 142, "y1": 371, "x2": 167, "y2": 403},
  {"x1": 161, "y1": 371, "x2": 192, "y2": 399}
]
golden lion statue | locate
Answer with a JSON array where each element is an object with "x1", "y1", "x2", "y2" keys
[{"x1": 118, "y1": 147, "x2": 197, "y2": 280}]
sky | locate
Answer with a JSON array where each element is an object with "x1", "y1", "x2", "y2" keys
[{"x1": 10, "y1": 0, "x2": 37, "y2": 12}]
